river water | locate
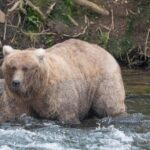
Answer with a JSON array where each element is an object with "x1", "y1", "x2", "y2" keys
[{"x1": 0, "y1": 69, "x2": 150, "y2": 150}]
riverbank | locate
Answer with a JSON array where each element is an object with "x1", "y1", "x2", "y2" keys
[{"x1": 0, "y1": 0, "x2": 149, "y2": 68}]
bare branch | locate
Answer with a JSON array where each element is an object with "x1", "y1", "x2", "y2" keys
[
  {"x1": 3, "y1": 21, "x2": 7, "y2": 40},
  {"x1": 74, "y1": 0, "x2": 109, "y2": 16},
  {"x1": 67, "y1": 15, "x2": 79, "y2": 26},
  {"x1": 46, "y1": 2, "x2": 56, "y2": 15},
  {"x1": 144, "y1": 28, "x2": 150, "y2": 60},
  {"x1": 21, "y1": 30, "x2": 56, "y2": 36},
  {"x1": 63, "y1": 25, "x2": 88, "y2": 38},
  {"x1": 25, "y1": 0, "x2": 46, "y2": 20},
  {"x1": 8, "y1": 1, "x2": 20, "y2": 12}
]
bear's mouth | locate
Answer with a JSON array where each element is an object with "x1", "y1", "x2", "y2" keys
[
  {"x1": 10, "y1": 86, "x2": 28, "y2": 97},
  {"x1": 10, "y1": 85, "x2": 36, "y2": 99},
  {"x1": 11, "y1": 87, "x2": 23, "y2": 95}
]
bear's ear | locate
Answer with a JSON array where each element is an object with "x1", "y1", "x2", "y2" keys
[
  {"x1": 3, "y1": 45, "x2": 15, "y2": 57},
  {"x1": 35, "y1": 48, "x2": 46, "y2": 61}
]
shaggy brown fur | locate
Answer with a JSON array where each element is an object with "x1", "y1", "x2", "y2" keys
[{"x1": 0, "y1": 39, "x2": 127, "y2": 124}]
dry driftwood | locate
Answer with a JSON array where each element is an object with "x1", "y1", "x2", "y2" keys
[
  {"x1": 74, "y1": 0, "x2": 109, "y2": 16},
  {"x1": 8, "y1": 0, "x2": 46, "y2": 20}
]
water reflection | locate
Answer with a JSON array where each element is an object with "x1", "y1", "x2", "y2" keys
[{"x1": 122, "y1": 68, "x2": 150, "y2": 94}]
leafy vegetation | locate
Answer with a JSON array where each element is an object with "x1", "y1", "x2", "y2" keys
[
  {"x1": 64, "y1": 0, "x2": 74, "y2": 16},
  {"x1": 24, "y1": 7, "x2": 42, "y2": 32}
]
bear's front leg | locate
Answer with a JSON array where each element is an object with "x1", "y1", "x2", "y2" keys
[
  {"x1": 49, "y1": 81, "x2": 81, "y2": 125},
  {"x1": 0, "y1": 93, "x2": 16, "y2": 122},
  {"x1": 58, "y1": 109, "x2": 80, "y2": 125},
  {"x1": 0, "y1": 92, "x2": 31, "y2": 123},
  {"x1": 57, "y1": 96, "x2": 80, "y2": 125}
]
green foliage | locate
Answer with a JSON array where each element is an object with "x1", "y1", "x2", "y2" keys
[
  {"x1": 64, "y1": 0, "x2": 74, "y2": 16},
  {"x1": 120, "y1": 35, "x2": 133, "y2": 52},
  {"x1": 108, "y1": 36, "x2": 134, "y2": 60},
  {"x1": 98, "y1": 11, "x2": 135, "y2": 60},
  {"x1": 138, "y1": 1, "x2": 150, "y2": 26},
  {"x1": 126, "y1": 17, "x2": 134, "y2": 34},
  {"x1": 45, "y1": 36, "x2": 55, "y2": 47},
  {"x1": 48, "y1": 0, "x2": 78, "y2": 26},
  {"x1": 119, "y1": 15, "x2": 134, "y2": 58},
  {"x1": 99, "y1": 30, "x2": 134, "y2": 60},
  {"x1": 99, "y1": 32, "x2": 109, "y2": 49},
  {"x1": 24, "y1": 7, "x2": 42, "y2": 32},
  {"x1": 107, "y1": 38, "x2": 121, "y2": 59},
  {"x1": 48, "y1": 1, "x2": 70, "y2": 25}
]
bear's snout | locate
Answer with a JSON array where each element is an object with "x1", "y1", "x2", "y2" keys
[
  {"x1": 11, "y1": 70, "x2": 24, "y2": 89},
  {"x1": 12, "y1": 80, "x2": 20, "y2": 89}
]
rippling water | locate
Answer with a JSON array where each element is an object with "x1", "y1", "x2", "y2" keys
[
  {"x1": 0, "y1": 69, "x2": 149, "y2": 150},
  {"x1": 0, "y1": 95, "x2": 150, "y2": 150}
]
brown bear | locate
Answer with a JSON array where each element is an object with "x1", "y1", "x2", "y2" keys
[{"x1": 0, "y1": 39, "x2": 127, "y2": 125}]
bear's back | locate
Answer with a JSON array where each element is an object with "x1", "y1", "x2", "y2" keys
[{"x1": 48, "y1": 39, "x2": 120, "y2": 77}]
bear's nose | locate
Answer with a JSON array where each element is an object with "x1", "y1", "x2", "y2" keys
[{"x1": 12, "y1": 80, "x2": 20, "y2": 88}]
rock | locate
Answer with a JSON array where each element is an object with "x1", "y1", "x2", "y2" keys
[{"x1": 0, "y1": 10, "x2": 6, "y2": 23}]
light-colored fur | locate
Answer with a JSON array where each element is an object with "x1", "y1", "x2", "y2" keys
[{"x1": 0, "y1": 39, "x2": 127, "y2": 124}]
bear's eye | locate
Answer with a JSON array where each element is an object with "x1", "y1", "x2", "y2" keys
[{"x1": 22, "y1": 67, "x2": 28, "y2": 71}]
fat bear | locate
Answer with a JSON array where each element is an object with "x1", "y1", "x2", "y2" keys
[{"x1": 0, "y1": 39, "x2": 127, "y2": 124}]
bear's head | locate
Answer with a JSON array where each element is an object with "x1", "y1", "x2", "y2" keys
[{"x1": 2, "y1": 45, "x2": 47, "y2": 98}]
